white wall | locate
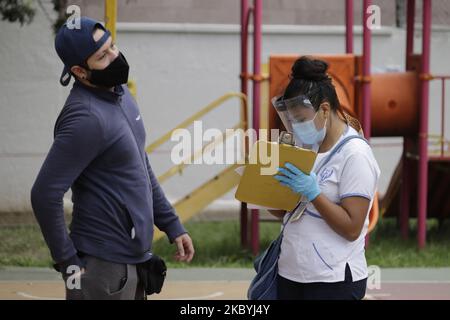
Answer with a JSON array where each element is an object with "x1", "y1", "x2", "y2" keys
[{"x1": 1, "y1": 8, "x2": 450, "y2": 213}]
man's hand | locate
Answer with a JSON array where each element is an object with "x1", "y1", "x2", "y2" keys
[{"x1": 174, "y1": 233, "x2": 195, "y2": 263}]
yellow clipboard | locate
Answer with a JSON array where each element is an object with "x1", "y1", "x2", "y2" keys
[{"x1": 235, "y1": 140, "x2": 317, "y2": 211}]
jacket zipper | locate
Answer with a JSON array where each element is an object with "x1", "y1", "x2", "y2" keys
[{"x1": 116, "y1": 99, "x2": 152, "y2": 185}]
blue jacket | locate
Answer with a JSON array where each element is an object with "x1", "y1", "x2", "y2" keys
[{"x1": 31, "y1": 81, "x2": 186, "y2": 271}]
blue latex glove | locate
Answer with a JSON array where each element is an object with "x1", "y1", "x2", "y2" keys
[{"x1": 274, "y1": 162, "x2": 321, "y2": 202}]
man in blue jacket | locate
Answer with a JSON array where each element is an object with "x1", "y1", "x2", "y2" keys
[{"x1": 31, "y1": 17, "x2": 194, "y2": 300}]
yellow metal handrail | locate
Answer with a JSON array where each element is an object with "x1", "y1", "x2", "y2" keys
[
  {"x1": 145, "y1": 92, "x2": 248, "y2": 182},
  {"x1": 157, "y1": 123, "x2": 244, "y2": 183},
  {"x1": 428, "y1": 134, "x2": 450, "y2": 156},
  {"x1": 104, "y1": 0, "x2": 117, "y2": 41}
]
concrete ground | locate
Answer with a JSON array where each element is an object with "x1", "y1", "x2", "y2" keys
[{"x1": 0, "y1": 267, "x2": 449, "y2": 300}]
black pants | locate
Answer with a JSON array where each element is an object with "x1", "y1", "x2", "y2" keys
[{"x1": 277, "y1": 264, "x2": 367, "y2": 300}]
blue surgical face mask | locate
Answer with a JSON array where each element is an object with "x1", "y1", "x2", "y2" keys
[{"x1": 292, "y1": 111, "x2": 327, "y2": 145}]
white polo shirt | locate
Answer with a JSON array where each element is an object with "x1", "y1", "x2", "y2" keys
[{"x1": 278, "y1": 126, "x2": 381, "y2": 283}]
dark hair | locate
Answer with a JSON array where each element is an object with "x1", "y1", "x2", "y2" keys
[{"x1": 283, "y1": 56, "x2": 340, "y2": 112}]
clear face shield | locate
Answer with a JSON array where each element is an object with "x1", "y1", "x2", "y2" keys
[{"x1": 271, "y1": 94, "x2": 326, "y2": 152}]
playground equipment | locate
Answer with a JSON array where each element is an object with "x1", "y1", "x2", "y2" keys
[
  {"x1": 146, "y1": 93, "x2": 248, "y2": 241},
  {"x1": 243, "y1": 0, "x2": 450, "y2": 252},
  {"x1": 104, "y1": 0, "x2": 449, "y2": 252}
]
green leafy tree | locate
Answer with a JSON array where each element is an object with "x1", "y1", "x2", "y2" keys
[
  {"x1": 0, "y1": 0, "x2": 68, "y2": 34},
  {"x1": 0, "y1": 0, "x2": 35, "y2": 25},
  {"x1": 51, "y1": 0, "x2": 67, "y2": 34}
]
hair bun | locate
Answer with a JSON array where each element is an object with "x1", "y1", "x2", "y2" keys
[{"x1": 291, "y1": 56, "x2": 329, "y2": 82}]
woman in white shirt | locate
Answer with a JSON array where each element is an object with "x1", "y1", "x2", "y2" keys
[{"x1": 271, "y1": 56, "x2": 381, "y2": 300}]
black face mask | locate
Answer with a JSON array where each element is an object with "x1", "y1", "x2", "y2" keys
[{"x1": 88, "y1": 52, "x2": 129, "y2": 88}]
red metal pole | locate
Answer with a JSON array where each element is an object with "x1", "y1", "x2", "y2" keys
[
  {"x1": 240, "y1": 0, "x2": 249, "y2": 249},
  {"x1": 441, "y1": 78, "x2": 446, "y2": 157},
  {"x1": 400, "y1": 138, "x2": 411, "y2": 239},
  {"x1": 400, "y1": 0, "x2": 416, "y2": 239},
  {"x1": 241, "y1": 0, "x2": 249, "y2": 96},
  {"x1": 250, "y1": 0, "x2": 262, "y2": 256},
  {"x1": 345, "y1": 0, "x2": 354, "y2": 53},
  {"x1": 362, "y1": 0, "x2": 372, "y2": 139},
  {"x1": 406, "y1": 0, "x2": 415, "y2": 69},
  {"x1": 252, "y1": 0, "x2": 261, "y2": 142},
  {"x1": 417, "y1": 0, "x2": 432, "y2": 249},
  {"x1": 362, "y1": 0, "x2": 372, "y2": 248}
]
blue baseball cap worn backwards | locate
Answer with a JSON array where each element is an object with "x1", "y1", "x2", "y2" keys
[{"x1": 54, "y1": 16, "x2": 111, "y2": 86}]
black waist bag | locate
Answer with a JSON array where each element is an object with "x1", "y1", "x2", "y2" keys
[{"x1": 137, "y1": 255, "x2": 167, "y2": 295}]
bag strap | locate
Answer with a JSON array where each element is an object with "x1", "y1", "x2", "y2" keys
[{"x1": 315, "y1": 135, "x2": 369, "y2": 176}]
